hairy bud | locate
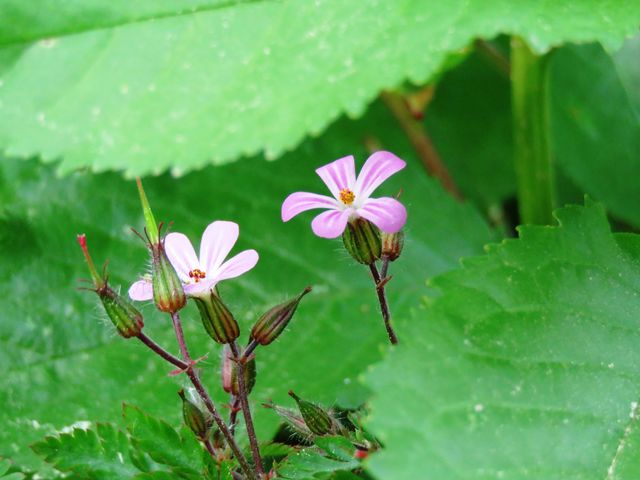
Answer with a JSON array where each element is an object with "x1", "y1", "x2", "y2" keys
[
  {"x1": 251, "y1": 287, "x2": 312, "y2": 345},
  {"x1": 135, "y1": 178, "x2": 186, "y2": 313},
  {"x1": 178, "y1": 389, "x2": 212, "y2": 441},
  {"x1": 381, "y1": 230, "x2": 404, "y2": 261},
  {"x1": 150, "y1": 242, "x2": 186, "y2": 313},
  {"x1": 192, "y1": 291, "x2": 240, "y2": 344},
  {"x1": 77, "y1": 234, "x2": 143, "y2": 338},
  {"x1": 263, "y1": 401, "x2": 314, "y2": 439},
  {"x1": 342, "y1": 218, "x2": 381, "y2": 265},
  {"x1": 288, "y1": 391, "x2": 340, "y2": 436},
  {"x1": 221, "y1": 344, "x2": 256, "y2": 396}
]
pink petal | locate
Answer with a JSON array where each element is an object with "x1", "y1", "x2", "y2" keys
[
  {"x1": 281, "y1": 192, "x2": 338, "y2": 221},
  {"x1": 164, "y1": 232, "x2": 199, "y2": 281},
  {"x1": 214, "y1": 249, "x2": 259, "y2": 282},
  {"x1": 200, "y1": 221, "x2": 239, "y2": 274},
  {"x1": 184, "y1": 278, "x2": 217, "y2": 296},
  {"x1": 357, "y1": 197, "x2": 407, "y2": 233},
  {"x1": 316, "y1": 155, "x2": 356, "y2": 198},
  {"x1": 128, "y1": 280, "x2": 153, "y2": 301},
  {"x1": 311, "y1": 209, "x2": 351, "y2": 239},
  {"x1": 354, "y1": 151, "x2": 406, "y2": 198}
]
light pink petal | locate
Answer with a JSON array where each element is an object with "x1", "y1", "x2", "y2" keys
[
  {"x1": 213, "y1": 249, "x2": 259, "y2": 282},
  {"x1": 184, "y1": 278, "x2": 217, "y2": 296},
  {"x1": 354, "y1": 151, "x2": 406, "y2": 198},
  {"x1": 164, "y1": 232, "x2": 199, "y2": 281},
  {"x1": 311, "y1": 209, "x2": 351, "y2": 239},
  {"x1": 315, "y1": 155, "x2": 356, "y2": 198},
  {"x1": 200, "y1": 221, "x2": 239, "y2": 274},
  {"x1": 128, "y1": 280, "x2": 153, "y2": 301},
  {"x1": 357, "y1": 197, "x2": 407, "y2": 233},
  {"x1": 282, "y1": 192, "x2": 339, "y2": 221}
]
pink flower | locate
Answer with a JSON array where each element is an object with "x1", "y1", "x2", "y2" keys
[
  {"x1": 281, "y1": 151, "x2": 407, "y2": 238},
  {"x1": 129, "y1": 221, "x2": 259, "y2": 300}
]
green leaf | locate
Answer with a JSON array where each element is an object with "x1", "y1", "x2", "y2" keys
[
  {"x1": 31, "y1": 424, "x2": 140, "y2": 479},
  {"x1": 276, "y1": 449, "x2": 358, "y2": 480},
  {"x1": 0, "y1": 105, "x2": 493, "y2": 471},
  {"x1": 123, "y1": 404, "x2": 203, "y2": 479},
  {"x1": 550, "y1": 37, "x2": 640, "y2": 227},
  {"x1": 0, "y1": 460, "x2": 24, "y2": 480},
  {"x1": 0, "y1": 2, "x2": 638, "y2": 175},
  {"x1": 426, "y1": 43, "x2": 514, "y2": 210},
  {"x1": 365, "y1": 200, "x2": 640, "y2": 478}
]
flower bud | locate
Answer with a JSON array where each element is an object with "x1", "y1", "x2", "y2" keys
[
  {"x1": 381, "y1": 230, "x2": 404, "y2": 261},
  {"x1": 251, "y1": 287, "x2": 312, "y2": 346},
  {"x1": 288, "y1": 391, "x2": 340, "y2": 436},
  {"x1": 192, "y1": 291, "x2": 240, "y2": 344},
  {"x1": 178, "y1": 389, "x2": 213, "y2": 441},
  {"x1": 342, "y1": 218, "x2": 381, "y2": 265},
  {"x1": 135, "y1": 178, "x2": 186, "y2": 313},
  {"x1": 263, "y1": 401, "x2": 314, "y2": 439},
  {"x1": 150, "y1": 241, "x2": 186, "y2": 313},
  {"x1": 77, "y1": 235, "x2": 144, "y2": 338},
  {"x1": 221, "y1": 344, "x2": 256, "y2": 396}
]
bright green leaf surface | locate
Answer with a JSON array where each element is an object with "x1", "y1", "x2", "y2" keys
[
  {"x1": 1, "y1": 1, "x2": 638, "y2": 175},
  {"x1": 31, "y1": 424, "x2": 140, "y2": 479},
  {"x1": 0, "y1": 107, "x2": 492, "y2": 471},
  {"x1": 366, "y1": 201, "x2": 640, "y2": 479},
  {"x1": 550, "y1": 38, "x2": 640, "y2": 227},
  {"x1": 124, "y1": 404, "x2": 204, "y2": 478}
]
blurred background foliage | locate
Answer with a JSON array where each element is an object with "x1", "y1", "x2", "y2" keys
[{"x1": 1, "y1": 1, "x2": 639, "y2": 478}]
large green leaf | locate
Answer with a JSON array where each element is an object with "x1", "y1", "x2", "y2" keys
[
  {"x1": 550, "y1": 37, "x2": 640, "y2": 227},
  {"x1": 0, "y1": 1, "x2": 638, "y2": 175},
  {"x1": 0, "y1": 105, "x2": 492, "y2": 472},
  {"x1": 365, "y1": 200, "x2": 640, "y2": 479}
]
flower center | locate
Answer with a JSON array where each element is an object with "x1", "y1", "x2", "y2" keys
[
  {"x1": 339, "y1": 188, "x2": 355, "y2": 205},
  {"x1": 188, "y1": 268, "x2": 206, "y2": 283}
]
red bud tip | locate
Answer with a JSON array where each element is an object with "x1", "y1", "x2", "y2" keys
[
  {"x1": 354, "y1": 449, "x2": 369, "y2": 460},
  {"x1": 77, "y1": 233, "x2": 102, "y2": 286}
]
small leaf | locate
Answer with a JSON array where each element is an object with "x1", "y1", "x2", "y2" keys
[
  {"x1": 31, "y1": 424, "x2": 141, "y2": 479},
  {"x1": 123, "y1": 404, "x2": 203, "y2": 478}
]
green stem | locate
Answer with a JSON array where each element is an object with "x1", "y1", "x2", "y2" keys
[{"x1": 511, "y1": 37, "x2": 555, "y2": 225}]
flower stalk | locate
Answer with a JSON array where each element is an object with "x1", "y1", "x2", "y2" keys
[
  {"x1": 230, "y1": 341, "x2": 264, "y2": 476},
  {"x1": 369, "y1": 263, "x2": 398, "y2": 345}
]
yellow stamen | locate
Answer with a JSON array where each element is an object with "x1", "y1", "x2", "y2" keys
[
  {"x1": 339, "y1": 188, "x2": 355, "y2": 205},
  {"x1": 188, "y1": 268, "x2": 206, "y2": 283}
]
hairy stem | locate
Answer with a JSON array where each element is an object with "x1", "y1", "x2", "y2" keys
[
  {"x1": 228, "y1": 396, "x2": 241, "y2": 436},
  {"x1": 168, "y1": 312, "x2": 256, "y2": 480},
  {"x1": 137, "y1": 332, "x2": 188, "y2": 370},
  {"x1": 204, "y1": 438, "x2": 218, "y2": 461},
  {"x1": 230, "y1": 341, "x2": 264, "y2": 476},
  {"x1": 381, "y1": 90, "x2": 462, "y2": 199},
  {"x1": 369, "y1": 263, "x2": 398, "y2": 345},
  {"x1": 511, "y1": 36, "x2": 555, "y2": 225}
]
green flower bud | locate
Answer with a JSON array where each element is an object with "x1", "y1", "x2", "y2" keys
[
  {"x1": 192, "y1": 291, "x2": 239, "y2": 344},
  {"x1": 288, "y1": 391, "x2": 340, "y2": 436},
  {"x1": 342, "y1": 218, "x2": 381, "y2": 265},
  {"x1": 221, "y1": 344, "x2": 256, "y2": 396},
  {"x1": 251, "y1": 287, "x2": 312, "y2": 346},
  {"x1": 381, "y1": 230, "x2": 404, "y2": 261},
  {"x1": 150, "y1": 241, "x2": 186, "y2": 313},
  {"x1": 178, "y1": 389, "x2": 213, "y2": 441},
  {"x1": 77, "y1": 234, "x2": 144, "y2": 338},
  {"x1": 135, "y1": 178, "x2": 186, "y2": 313},
  {"x1": 263, "y1": 401, "x2": 314, "y2": 439}
]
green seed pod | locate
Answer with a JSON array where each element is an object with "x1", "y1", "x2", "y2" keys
[
  {"x1": 100, "y1": 286, "x2": 144, "y2": 338},
  {"x1": 381, "y1": 230, "x2": 404, "y2": 261},
  {"x1": 151, "y1": 242, "x2": 186, "y2": 313},
  {"x1": 178, "y1": 389, "x2": 212, "y2": 441},
  {"x1": 221, "y1": 344, "x2": 257, "y2": 396},
  {"x1": 342, "y1": 218, "x2": 381, "y2": 265},
  {"x1": 263, "y1": 401, "x2": 314, "y2": 439},
  {"x1": 251, "y1": 287, "x2": 312, "y2": 345},
  {"x1": 77, "y1": 234, "x2": 144, "y2": 338},
  {"x1": 192, "y1": 291, "x2": 239, "y2": 344},
  {"x1": 288, "y1": 391, "x2": 339, "y2": 436}
]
